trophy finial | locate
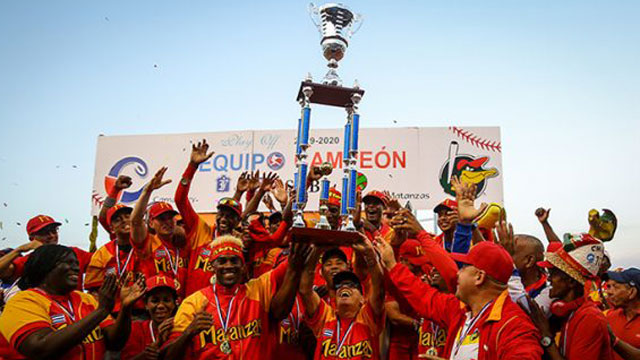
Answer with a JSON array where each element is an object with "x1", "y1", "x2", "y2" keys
[{"x1": 305, "y1": 72, "x2": 314, "y2": 82}]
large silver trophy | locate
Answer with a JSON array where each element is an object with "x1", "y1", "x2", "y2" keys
[
  {"x1": 309, "y1": 3, "x2": 363, "y2": 86},
  {"x1": 291, "y1": 3, "x2": 365, "y2": 246}
]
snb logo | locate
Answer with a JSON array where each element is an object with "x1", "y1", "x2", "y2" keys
[
  {"x1": 104, "y1": 156, "x2": 148, "y2": 203},
  {"x1": 267, "y1": 152, "x2": 285, "y2": 170}
]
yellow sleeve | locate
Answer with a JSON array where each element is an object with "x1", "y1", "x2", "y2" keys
[
  {"x1": 84, "y1": 246, "x2": 110, "y2": 289},
  {"x1": 246, "y1": 270, "x2": 275, "y2": 313},
  {"x1": 188, "y1": 215, "x2": 215, "y2": 251},
  {"x1": 0, "y1": 291, "x2": 51, "y2": 349},
  {"x1": 357, "y1": 302, "x2": 384, "y2": 336},
  {"x1": 172, "y1": 291, "x2": 205, "y2": 333}
]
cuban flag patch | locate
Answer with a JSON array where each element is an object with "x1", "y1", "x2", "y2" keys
[
  {"x1": 51, "y1": 314, "x2": 66, "y2": 325},
  {"x1": 155, "y1": 249, "x2": 167, "y2": 258},
  {"x1": 323, "y1": 329, "x2": 334, "y2": 337}
]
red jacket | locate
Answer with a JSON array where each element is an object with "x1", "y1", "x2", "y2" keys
[
  {"x1": 387, "y1": 263, "x2": 543, "y2": 360},
  {"x1": 559, "y1": 297, "x2": 613, "y2": 360}
]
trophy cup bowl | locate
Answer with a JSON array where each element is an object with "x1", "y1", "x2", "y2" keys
[{"x1": 309, "y1": 2, "x2": 363, "y2": 85}]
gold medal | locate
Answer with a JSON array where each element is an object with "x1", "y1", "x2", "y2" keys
[
  {"x1": 220, "y1": 340, "x2": 232, "y2": 355},
  {"x1": 426, "y1": 347, "x2": 438, "y2": 355}
]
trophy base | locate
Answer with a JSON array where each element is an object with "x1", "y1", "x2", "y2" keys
[
  {"x1": 290, "y1": 226, "x2": 361, "y2": 246},
  {"x1": 297, "y1": 81, "x2": 365, "y2": 108}
]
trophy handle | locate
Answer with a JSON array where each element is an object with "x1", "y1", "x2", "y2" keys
[
  {"x1": 308, "y1": 3, "x2": 322, "y2": 33},
  {"x1": 349, "y1": 13, "x2": 364, "y2": 38}
]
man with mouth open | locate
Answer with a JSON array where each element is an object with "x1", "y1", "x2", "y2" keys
[
  {"x1": 300, "y1": 234, "x2": 385, "y2": 360},
  {"x1": 164, "y1": 235, "x2": 311, "y2": 359}
]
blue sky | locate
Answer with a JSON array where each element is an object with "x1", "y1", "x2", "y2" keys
[{"x1": 0, "y1": 1, "x2": 638, "y2": 267}]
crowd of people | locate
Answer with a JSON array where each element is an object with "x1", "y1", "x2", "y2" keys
[{"x1": 0, "y1": 139, "x2": 638, "y2": 360}]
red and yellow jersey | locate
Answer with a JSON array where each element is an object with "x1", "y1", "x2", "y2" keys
[
  {"x1": 12, "y1": 247, "x2": 92, "y2": 291},
  {"x1": 272, "y1": 296, "x2": 307, "y2": 360},
  {"x1": 170, "y1": 265, "x2": 286, "y2": 359},
  {"x1": 132, "y1": 233, "x2": 188, "y2": 299},
  {"x1": 183, "y1": 216, "x2": 217, "y2": 297},
  {"x1": 306, "y1": 300, "x2": 384, "y2": 360},
  {"x1": 121, "y1": 320, "x2": 157, "y2": 359},
  {"x1": 84, "y1": 241, "x2": 140, "y2": 312},
  {"x1": 0, "y1": 289, "x2": 114, "y2": 360},
  {"x1": 417, "y1": 319, "x2": 447, "y2": 358}
]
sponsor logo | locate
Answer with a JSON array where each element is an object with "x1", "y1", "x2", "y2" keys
[
  {"x1": 216, "y1": 175, "x2": 230, "y2": 192},
  {"x1": 104, "y1": 156, "x2": 148, "y2": 203},
  {"x1": 321, "y1": 338, "x2": 373, "y2": 359},
  {"x1": 439, "y1": 142, "x2": 498, "y2": 198},
  {"x1": 267, "y1": 152, "x2": 285, "y2": 170}
]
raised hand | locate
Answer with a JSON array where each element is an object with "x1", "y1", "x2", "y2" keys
[
  {"x1": 157, "y1": 317, "x2": 174, "y2": 343},
  {"x1": 535, "y1": 208, "x2": 550, "y2": 223},
  {"x1": 114, "y1": 175, "x2": 133, "y2": 191},
  {"x1": 262, "y1": 193, "x2": 275, "y2": 212},
  {"x1": 147, "y1": 167, "x2": 172, "y2": 192},
  {"x1": 374, "y1": 238, "x2": 396, "y2": 270},
  {"x1": 186, "y1": 300, "x2": 213, "y2": 336},
  {"x1": 524, "y1": 296, "x2": 552, "y2": 338},
  {"x1": 495, "y1": 219, "x2": 515, "y2": 256},
  {"x1": 271, "y1": 178, "x2": 288, "y2": 206},
  {"x1": 307, "y1": 165, "x2": 323, "y2": 184},
  {"x1": 389, "y1": 209, "x2": 424, "y2": 237},
  {"x1": 236, "y1": 172, "x2": 250, "y2": 192},
  {"x1": 260, "y1": 172, "x2": 279, "y2": 192},
  {"x1": 289, "y1": 242, "x2": 313, "y2": 271},
  {"x1": 248, "y1": 170, "x2": 261, "y2": 191},
  {"x1": 353, "y1": 189, "x2": 363, "y2": 226},
  {"x1": 451, "y1": 175, "x2": 487, "y2": 224},
  {"x1": 98, "y1": 274, "x2": 118, "y2": 313},
  {"x1": 120, "y1": 272, "x2": 146, "y2": 308},
  {"x1": 190, "y1": 139, "x2": 214, "y2": 166}
]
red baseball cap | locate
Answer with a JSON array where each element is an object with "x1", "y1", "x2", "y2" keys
[
  {"x1": 449, "y1": 242, "x2": 514, "y2": 284},
  {"x1": 399, "y1": 239, "x2": 429, "y2": 266},
  {"x1": 327, "y1": 187, "x2": 342, "y2": 207},
  {"x1": 145, "y1": 275, "x2": 177, "y2": 294},
  {"x1": 434, "y1": 199, "x2": 458, "y2": 214},
  {"x1": 148, "y1": 202, "x2": 178, "y2": 220},
  {"x1": 106, "y1": 204, "x2": 133, "y2": 227},
  {"x1": 217, "y1": 197, "x2": 243, "y2": 217},
  {"x1": 363, "y1": 190, "x2": 388, "y2": 206},
  {"x1": 26, "y1": 215, "x2": 62, "y2": 236}
]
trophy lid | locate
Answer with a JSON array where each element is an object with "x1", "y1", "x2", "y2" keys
[{"x1": 296, "y1": 81, "x2": 365, "y2": 108}]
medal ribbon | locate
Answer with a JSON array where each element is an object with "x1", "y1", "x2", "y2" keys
[
  {"x1": 561, "y1": 312, "x2": 575, "y2": 356},
  {"x1": 149, "y1": 320, "x2": 156, "y2": 343},
  {"x1": 335, "y1": 317, "x2": 356, "y2": 355},
  {"x1": 34, "y1": 288, "x2": 77, "y2": 322},
  {"x1": 213, "y1": 284, "x2": 239, "y2": 336},
  {"x1": 115, "y1": 243, "x2": 133, "y2": 278},
  {"x1": 162, "y1": 245, "x2": 179, "y2": 275},
  {"x1": 287, "y1": 297, "x2": 302, "y2": 333},
  {"x1": 453, "y1": 301, "x2": 492, "y2": 356}
]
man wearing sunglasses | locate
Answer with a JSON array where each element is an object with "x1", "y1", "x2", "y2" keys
[
  {"x1": 175, "y1": 140, "x2": 246, "y2": 297},
  {"x1": 0, "y1": 215, "x2": 92, "y2": 291},
  {"x1": 300, "y1": 234, "x2": 385, "y2": 360}
]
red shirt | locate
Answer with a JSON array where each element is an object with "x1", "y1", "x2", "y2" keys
[
  {"x1": 272, "y1": 296, "x2": 307, "y2": 360},
  {"x1": 84, "y1": 241, "x2": 141, "y2": 312},
  {"x1": 387, "y1": 263, "x2": 543, "y2": 360},
  {"x1": 558, "y1": 297, "x2": 613, "y2": 360},
  {"x1": 0, "y1": 289, "x2": 114, "y2": 360},
  {"x1": 12, "y1": 246, "x2": 92, "y2": 291},
  {"x1": 606, "y1": 307, "x2": 640, "y2": 360},
  {"x1": 169, "y1": 264, "x2": 288, "y2": 359},
  {"x1": 417, "y1": 319, "x2": 447, "y2": 358},
  {"x1": 247, "y1": 220, "x2": 288, "y2": 278},
  {"x1": 131, "y1": 233, "x2": 188, "y2": 299},
  {"x1": 121, "y1": 320, "x2": 158, "y2": 359},
  {"x1": 306, "y1": 300, "x2": 384, "y2": 360}
]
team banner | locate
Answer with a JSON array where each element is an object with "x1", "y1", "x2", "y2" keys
[{"x1": 91, "y1": 127, "x2": 503, "y2": 214}]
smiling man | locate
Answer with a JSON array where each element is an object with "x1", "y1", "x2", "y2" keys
[
  {"x1": 0, "y1": 214, "x2": 92, "y2": 291},
  {"x1": 300, "y1": 235, "x2": 385, "y2": 360},
  {"x1": 175, "y1": 140, "x2": 249, "y2": 297},
  {"x1": 164, "y1": 235, "x2": 308, "y2": 359}
]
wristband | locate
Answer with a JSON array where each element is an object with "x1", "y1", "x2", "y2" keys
[{"x1": 103, "y1": 197, "x2": 117, "y2": 208}]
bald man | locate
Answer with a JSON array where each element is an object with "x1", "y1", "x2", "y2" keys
[{"x1": 508, "y1": 234, "x2": 553, "y2": 316}]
